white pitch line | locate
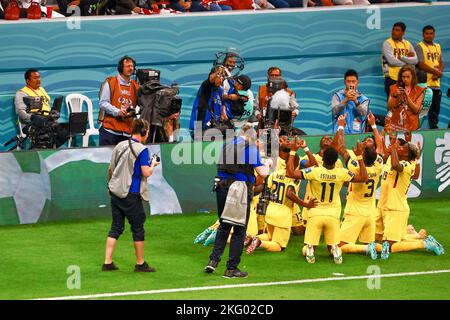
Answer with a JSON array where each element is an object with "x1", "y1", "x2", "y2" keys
[{"x1": 35, "y1": 269, "x2": 450, "y2": 300}]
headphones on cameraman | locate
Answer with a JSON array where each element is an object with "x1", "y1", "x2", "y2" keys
[{"x1": 117, "y1": 55, "x2": 136, "y2": 74}]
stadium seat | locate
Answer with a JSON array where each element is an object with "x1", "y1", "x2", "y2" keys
[{"x1": 65, "y1": 93, "x2": 99, "y2": 147}]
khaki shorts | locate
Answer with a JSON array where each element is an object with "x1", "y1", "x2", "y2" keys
[{"x1": 304, "y1": 215, "x2": 340, "y2": 246}]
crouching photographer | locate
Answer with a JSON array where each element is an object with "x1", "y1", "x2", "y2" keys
[{"x1": 14, "y1": 69, "x2": 68, "y2": 149}]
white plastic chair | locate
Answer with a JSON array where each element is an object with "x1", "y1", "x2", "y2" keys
[{"x1": 65, "y1": 93, "x2": 99, "y2": 147}]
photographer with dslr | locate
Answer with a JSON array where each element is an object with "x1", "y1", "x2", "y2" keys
[
  {"x1": 103, "y1": 118, "x2": 160, "y2": 273},
  {"x1": 204, "y1": 123, "x2": 272, "y2": 278},
  {"x1": 254, "y1": 67, "x2": 299, "y2": 131},
  {"x1": 387, "y1": 65, "x2": 425, "y2": 132},
  {"x1": 98, "y1": 56, "x2": 139, "y2": 146},
  {"x1": 14, "y1": 69, "x2": 68, "y2": 149}
]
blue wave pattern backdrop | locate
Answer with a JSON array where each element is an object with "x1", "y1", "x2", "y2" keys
[{"x1": 0, "y1": 4, "x2": 449, "y2": 149}]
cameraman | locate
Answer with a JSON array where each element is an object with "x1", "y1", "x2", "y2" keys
[
  {"x1": 98, "y1": 56, "x2": 139, "y2": 146},
  {"x1": 189, "y1": 66, "x2": 226, "y2": 139},
  {"x1": 204, "y1": 123, "x2": 272, "y2": 278},
  {"x1": 254, "y1": 66, "x2": 299, "y2": 127},
  {"x1": 103, "y1": 118, "x2": 160, "y2": 272},
  {"x1": 15, "y1": 69, "x2": 51, "y2": 130},
  {"x1": 14, "y1": 69, "x2": 68, "y2": 149}
]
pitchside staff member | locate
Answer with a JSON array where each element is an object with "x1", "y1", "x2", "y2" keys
[
  {"x1": 98, "y1": 56, "x2": 140, "y2": 146},
  {"x1": 103, "y1": 119, "x2": 159, "y2": 273},
  {"x1": 204, "y1": 123, "x2": 271, "y2": 278}
]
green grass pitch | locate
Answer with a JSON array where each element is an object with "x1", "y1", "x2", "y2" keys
[{"x1": 0, "y1": 199, "x2": 449, "y2": 300}]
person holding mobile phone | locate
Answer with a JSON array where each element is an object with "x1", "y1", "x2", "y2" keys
[
  {"x1": 387, "y1": 65, "x2": 425, "y2": 132},
  {"x1": 332, "y1": 69, "x2": 370, "y2": 134}
]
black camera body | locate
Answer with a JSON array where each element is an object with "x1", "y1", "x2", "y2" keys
[
  {"x1": 268, "y1": 78, "x2": 286, "y2": 95},
  {"x1": 256, "y1": 187, "x2": 278, "y2": 215},
  {"x1": 28, "y1": 114, "x2": 59, "y2": 149}
]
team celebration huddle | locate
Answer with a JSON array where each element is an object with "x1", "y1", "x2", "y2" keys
[{"x1": 197, "y1": 112, "x2": 444, "y2": 278}]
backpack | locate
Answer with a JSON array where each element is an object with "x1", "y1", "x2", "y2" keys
[
  {"x1": 4, "y1": 0, "x2": 20, "y2": 20},
  {"x1": 27, "y1": 1, "x2": 41, "y2": 19}
]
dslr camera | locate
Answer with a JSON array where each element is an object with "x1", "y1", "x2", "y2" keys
[{"x1": 256, "y1": 187, "x2": 278, "y2": 215}]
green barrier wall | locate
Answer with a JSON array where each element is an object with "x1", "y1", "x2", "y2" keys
[{"x1": 0, "y1": 129, "x2": 449, "y2": 226}]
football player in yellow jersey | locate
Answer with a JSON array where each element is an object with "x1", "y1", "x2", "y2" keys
[
  {"x1": 287, "y1": 138, "x2": 368, "y2": 264},
  {"x1": 292, "y1": 135, "x2": 344, "y2": 236},
  {"x1": 376, "y1": 137, "x2": 444, "y2": 259},
  {"x1": 246, "y1": 134, "x2": 318, "y2": 254},
  {"x1": 330, "y1": 113, "x2": 384, "y2": 259}
]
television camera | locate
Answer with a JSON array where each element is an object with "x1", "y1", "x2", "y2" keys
[
  {"x1": 136, "y1": 68, "x2": 182, "y2": 143},
  {"x1": 4, "y1": 96, "x2": 64, "y2": 150}
]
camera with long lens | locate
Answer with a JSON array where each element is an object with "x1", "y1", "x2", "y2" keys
[{"x1": 23, "y1": 96, "x2": 61, "y2": 149}]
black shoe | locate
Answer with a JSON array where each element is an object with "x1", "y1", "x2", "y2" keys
[
  {"x1": 102, "y1": 262, "x2": 119, "y2": 271},
  {"x1": 204, "y1": 260, "x2": 219, "y2": 273},
  {"x1": 223, "y1": 268, "x2": 248, "y2": 279},
  {"x1": 134, "y1": 261, "x2": 156, "y2": 273}
]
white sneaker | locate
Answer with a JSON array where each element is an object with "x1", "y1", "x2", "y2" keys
[
  {"x1": 306, "y1": 245, "x2": 315, "y2": 264},
  {"x1": 331, "y1": 245, "x2": 343, "y2": 264}
]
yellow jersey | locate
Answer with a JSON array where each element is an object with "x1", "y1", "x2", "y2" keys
[
  {"x1": 301, "y1": 154, "x2": 343, "y2": 220},
  {"x1": 345, "y1": 153, "x2": 383, "y2": 216},
  {"x1": 377, "y1": 156, "x2": 416, "y2": 212},
  {"x1": 265, "y1": 157, "x2": 301, "y2": 228},
  {"x1": 301, "y1": 166, "x2": 354, "y2": 219}
]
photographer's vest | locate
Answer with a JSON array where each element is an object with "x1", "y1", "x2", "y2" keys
[
  {"x1": 258, "y1": 85, "x2": 294, "y2": 110},
  {"x1": 217, "y1": 138, "x2": 255, "y2": 184},
  {"x1": 382, "y1": 38, "x2": 413, "y2": 81},
  {"x1": 98, "y1": 76, "x2": 139, "y2": 135},
  {"x1": 20, "y1": 86, "x2": 51, "y2": 114},
  {"x1": 417, "y1": 41, "x2": 442, "y2": 88},
  {"x1": 333, "y1": 89, "x2": 368, "y2": 134},
  {"x1": 108, "y1": 140, "x2": 149, "y2": 201}
]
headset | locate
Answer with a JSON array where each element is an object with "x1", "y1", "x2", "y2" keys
[{"x1": 117, "y1": 55, "x2": 136, "y2": 74}]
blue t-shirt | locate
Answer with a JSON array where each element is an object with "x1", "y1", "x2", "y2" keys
[
  {"x1": 217, "y1": 136, "x2": 263, "y2": 184},
  {"x1": 129, "y1": 142, "x2": 151, "y2": 194}
]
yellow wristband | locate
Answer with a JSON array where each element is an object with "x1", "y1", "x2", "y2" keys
[
  {"x1": 290, "y1": 151, "x2": 297, "y2": 156},
  {"x1": 356, "y1": 155, "x2": 363, "y2": 161}
]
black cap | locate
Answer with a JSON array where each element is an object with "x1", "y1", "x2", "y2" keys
[{"x1": 236, "y1": 74, "x2": 252, "y2": 91}]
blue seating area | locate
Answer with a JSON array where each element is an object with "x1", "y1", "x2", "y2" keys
[{"x1": 0, "y1": 3, "x2": 449, "y2": 150}]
